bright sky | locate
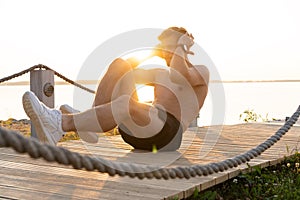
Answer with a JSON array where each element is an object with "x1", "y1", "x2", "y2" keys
[{"x1": 0, "y1": 0, "x2": 300, "y2": 81}]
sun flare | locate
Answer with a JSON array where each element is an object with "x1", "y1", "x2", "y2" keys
[
  {"x1": 130, "y1": 50, "x2": 153, "y2": 62},
  {"x1": 122, "y1": 49, "x2": 167, "y2": 68},
  {"x1": 136, "y1": 84, "x2": 154, "y2": 103}
]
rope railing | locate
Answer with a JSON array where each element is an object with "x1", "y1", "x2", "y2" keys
[
  {"x1": 0, "y1": 64, "x2": 95, "y2": 94},
  {"x1": 0, "y1": 105, "x2": 299, "y2": 179}
]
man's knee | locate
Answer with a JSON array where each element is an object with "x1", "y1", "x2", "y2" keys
[{"x1": 109, "y1": 58, "x2": 132, "y2": 73}]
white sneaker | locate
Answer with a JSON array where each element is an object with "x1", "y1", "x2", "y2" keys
[
  {"x1": 60, "y1": 104, "x2": 99, "y2": 143},
  {"x1": 22, "y1": 91, "x2": 64, "y2": 145}
]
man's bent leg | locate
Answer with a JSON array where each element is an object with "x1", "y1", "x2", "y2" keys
[
  {"x1": 61, "y1": 58, "x2": 139, "y2": 142},
  {"x1": 62, "y1": 95, "x2": 164, "y2": 138},
  {"x1": 93, "y1": 58, "x2": 138, "y2": 107}
]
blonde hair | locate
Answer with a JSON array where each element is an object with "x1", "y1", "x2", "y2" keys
[
  {"x1": 158, "y1": 27, "x2": 188, "y2": 42},
  {"x1": 154, "y1": 27, "x2": 189, "y2": 59}
]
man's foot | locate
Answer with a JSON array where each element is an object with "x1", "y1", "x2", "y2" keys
[
  {"x1": 60, "y1": 104, "x2": 80, "y2": 114},
  {"x1": 22, "y1": 91, "x2": 64, "y2": 145},
  {"x1": 60, "y1": 104, "x2": 99, "y2": 143}
]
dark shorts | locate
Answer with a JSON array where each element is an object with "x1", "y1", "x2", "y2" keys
[{"x1": 118, "y1": 108, "x2": 183, "y2": 151}]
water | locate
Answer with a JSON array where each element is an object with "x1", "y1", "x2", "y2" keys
[
  {"x1": 0, "y1": 85, "x2": 91, "y2": 120},
  {"x1": 0, "y1": 82, "x2": 299, "y2": 126},
  {"x1": 221, "y1": 82, "x2": 299, "y2": 125}
]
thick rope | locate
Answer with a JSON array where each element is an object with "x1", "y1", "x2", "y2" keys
[
  {"x1": 0, "y1": 64, "x2": 95, "y2": 94},
  {"x1": 0, "y1": 66, "x2": 37, "y2": 84},
  {"x1": 0, "y1": 106, "x2": 299, "y2": 179}
]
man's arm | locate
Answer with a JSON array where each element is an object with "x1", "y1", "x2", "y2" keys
[
  {"x1": 124, "y1": 57, "x2": 159, "y2": 85},
  {"x1": 133, "y1": 68, "x2": 158, "y2": 85},
  {"x1": 169, "y1": 36, "x2": 209, "y2": 86}
]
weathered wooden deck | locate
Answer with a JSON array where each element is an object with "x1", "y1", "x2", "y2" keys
[{"x1": 0, "y1": 123, "x2": 300, "y2": 199}]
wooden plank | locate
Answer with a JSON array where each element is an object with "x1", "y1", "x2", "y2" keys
[
  {"x1": 0, "y1": 161, "x2": 179, "y2": 200},
  {"x1": 0, "y1": 186, "x2": 80, "y2": 200},
  {"x1": 0, "y1": 165, "x2": 169, "y2": 196},
  {"x1": 199, "y1": 177, "x2": 215, "y2": 191},
  {"x1": 0, "y1": 175, "x2": 162, "y2": 200}
]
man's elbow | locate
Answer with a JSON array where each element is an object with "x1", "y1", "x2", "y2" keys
[
  {"x1": 200, "y1": 66, "x2": 210, "y2": 85},
  {"x1": 185, "y1": 66, "x2": 210, "y2": 86}
]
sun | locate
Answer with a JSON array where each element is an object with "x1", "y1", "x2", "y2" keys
[{"x1": 136, "y1": 84, "x2": 154, "y2": 103}]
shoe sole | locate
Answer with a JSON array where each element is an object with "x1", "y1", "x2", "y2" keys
[{"x1": 22, "y1": 92, "x2": 53, "y2": 145}]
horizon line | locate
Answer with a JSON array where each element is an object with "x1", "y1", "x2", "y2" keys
[{"x1": 1, "y1": 79, "x2": 300, "y2": 86}]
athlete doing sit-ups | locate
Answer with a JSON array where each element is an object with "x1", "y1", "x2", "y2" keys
[{"x1": 22, "y1": 27, "x2": 209, "y2": 151}]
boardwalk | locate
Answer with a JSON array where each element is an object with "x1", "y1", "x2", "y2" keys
[{"x1": 0, "y1": 123, "x2": 300, "y2": 199}]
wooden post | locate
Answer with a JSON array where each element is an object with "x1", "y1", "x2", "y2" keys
[
  {"x1": 189, "y1": 114, "x2": 199, "y2": 127},
  {"x1": 30, "y1": 68, "x2": 55, "y2": 138}
]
